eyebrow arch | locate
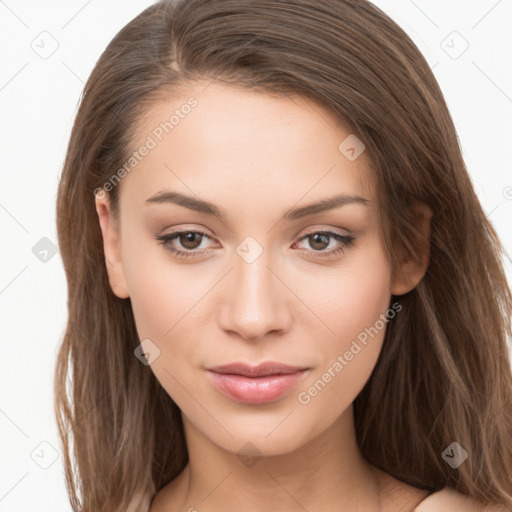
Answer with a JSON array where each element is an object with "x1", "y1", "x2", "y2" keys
[{"x1": 144, "y1": 190, "x2": 369, "y2": 222}]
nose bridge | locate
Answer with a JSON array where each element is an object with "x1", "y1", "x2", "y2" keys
[{"x1": 219, "y1": 237, "x2": 290, "y2": 341}]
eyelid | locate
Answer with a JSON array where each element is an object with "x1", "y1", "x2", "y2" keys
[
  {"x1": 298, "y1": 225, "x2": 351, "y2": 237},
  {"x1": 159, "y1": 224, "x2": 214, "y2": 236}
]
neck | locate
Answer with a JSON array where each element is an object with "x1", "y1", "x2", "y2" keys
[{"x1": 176, "y1": 405, "x2": 382, "y2": 512}]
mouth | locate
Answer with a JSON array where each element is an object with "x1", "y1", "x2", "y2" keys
[
  {"x1": 207, "y1": 361, "x2": 309, "y2": 377},
  {"x1": 206, "y1": 361, "x2": 310, "y2": 404}
]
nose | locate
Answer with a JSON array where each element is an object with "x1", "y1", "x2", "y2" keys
[{"x1": 218, "y1": 247, "x2": 293, "y2": 343}]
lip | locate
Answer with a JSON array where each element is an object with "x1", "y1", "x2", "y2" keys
[
  {"x1": 206, "y1": 362, "x2": 310, "y2": 405},
  {"x1": 207, "y1": 361, "x2": 308, "y2": 377}
]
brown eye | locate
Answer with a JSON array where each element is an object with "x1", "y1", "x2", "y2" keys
[
  {"x1": 295, "y1": 230, "x2": 355, "y2": 258},
  {"x1": 155, "y1": 230, "x2": 215, "y2": 260},
  {"x1": 179, "y1": 232, "x2": 204, "y2": 250},
  {"x1": 308, "y1": 233, "x2": 330, "y2": 251}
]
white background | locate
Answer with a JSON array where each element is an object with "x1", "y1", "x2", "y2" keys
[{"x1": 1, "y1": 1, "x2": 511, "y2": 510}]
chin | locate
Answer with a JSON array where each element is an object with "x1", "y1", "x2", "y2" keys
[{"x1": 205, "y1": 417, "x2": 316, "y2": 458}]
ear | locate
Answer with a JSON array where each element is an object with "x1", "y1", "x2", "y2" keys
[
  {"x1": 391, "y1": 201, "x2": 433, "y2": 295},
  {"x1": 95, "y1": 192, "x2": 130, "y2": 299}
]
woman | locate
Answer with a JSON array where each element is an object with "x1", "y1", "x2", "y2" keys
[{"x1": 54, "y1": 0, "x2": 512, "y2": 510}]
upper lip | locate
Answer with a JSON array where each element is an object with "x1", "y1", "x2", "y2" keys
[{"x1": 207, "y1": 362, "x2": 308, "y2": 377}]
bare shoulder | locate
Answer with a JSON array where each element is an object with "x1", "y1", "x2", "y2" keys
[
  {"x1": 149, "y1": 467, "x2": 189, "y2": 512},
  {"x1": 149, "y1": 484, "x2": 175, "y2": 512},
  {"x1": 371, "y1": 466, "x2": 434, "y2": 510},
  {"x1": 414, "y1": 486, "x2": 510, "y2": 512},
  {"x1": 370, "y1": 466, "x2": 509, "y2": 512}
]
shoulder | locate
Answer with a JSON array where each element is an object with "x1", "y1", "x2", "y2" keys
[
  {"x1": 149, "y1": 481, "x2": 181, "y2": 512},
  {"x1": 149, "y1": 466, "x2": 189, "y2": 512},
  {"x1": 414, "y1": 486, "x2": 510, "y2": 512}
]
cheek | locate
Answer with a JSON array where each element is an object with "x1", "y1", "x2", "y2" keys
[
  {"x1": 126, "y1": 258, "x2": 206, "y2": 403},
  {"x1": 294, "y1": 242, "x2": 392, "y2": 416},
  {"x1": 121, "y1": 227, "x2": 204, "y2": 339},
  {"x1": 124, "y1": 241, "x2": 218, "y2": 408},
  {"x1": 306, "y1": 239, "x2": 392, "y2": 344}
]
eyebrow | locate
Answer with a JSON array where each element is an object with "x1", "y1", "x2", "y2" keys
[{"x1": 144, "y1": 190, "x2": 369, "y2": 222}]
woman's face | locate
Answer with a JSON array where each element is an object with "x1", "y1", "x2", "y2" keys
[{"x1": 97, "y1": 81, "x2": 405, "y2": 456}]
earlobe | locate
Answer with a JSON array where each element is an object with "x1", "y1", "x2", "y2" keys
[
  {"x1": 391, "y1": 202, "x2": 433, "y2": 296},
  {"x1": 95, "y1": 194, "x2": 130, "y2": 299}
]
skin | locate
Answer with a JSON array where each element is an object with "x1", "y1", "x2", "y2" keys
[{"x1": 95, "y1": 81, "x2": 432, "y2": 511}]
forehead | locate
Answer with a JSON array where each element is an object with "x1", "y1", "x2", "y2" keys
[{"x1": 119, "y1": 81, "x2": 375, "y2": 215}]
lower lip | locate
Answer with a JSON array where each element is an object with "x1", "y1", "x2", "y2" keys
[{"x1": 207, "y1": 370, "x2": 308, "y2": 404}]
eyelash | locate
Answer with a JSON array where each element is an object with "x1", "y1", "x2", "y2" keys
[{"x1": 155, "y1": 229, "x2": 355, "y2": 260}]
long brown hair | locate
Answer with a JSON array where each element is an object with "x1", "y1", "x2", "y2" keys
[{"x1": 54, "y1": 0, "x2": 512, "y2": 510}]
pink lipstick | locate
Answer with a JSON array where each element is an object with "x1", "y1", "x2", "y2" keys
[{"x1": 206, "y1": 362, "x2": 309, "y2": 404}]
